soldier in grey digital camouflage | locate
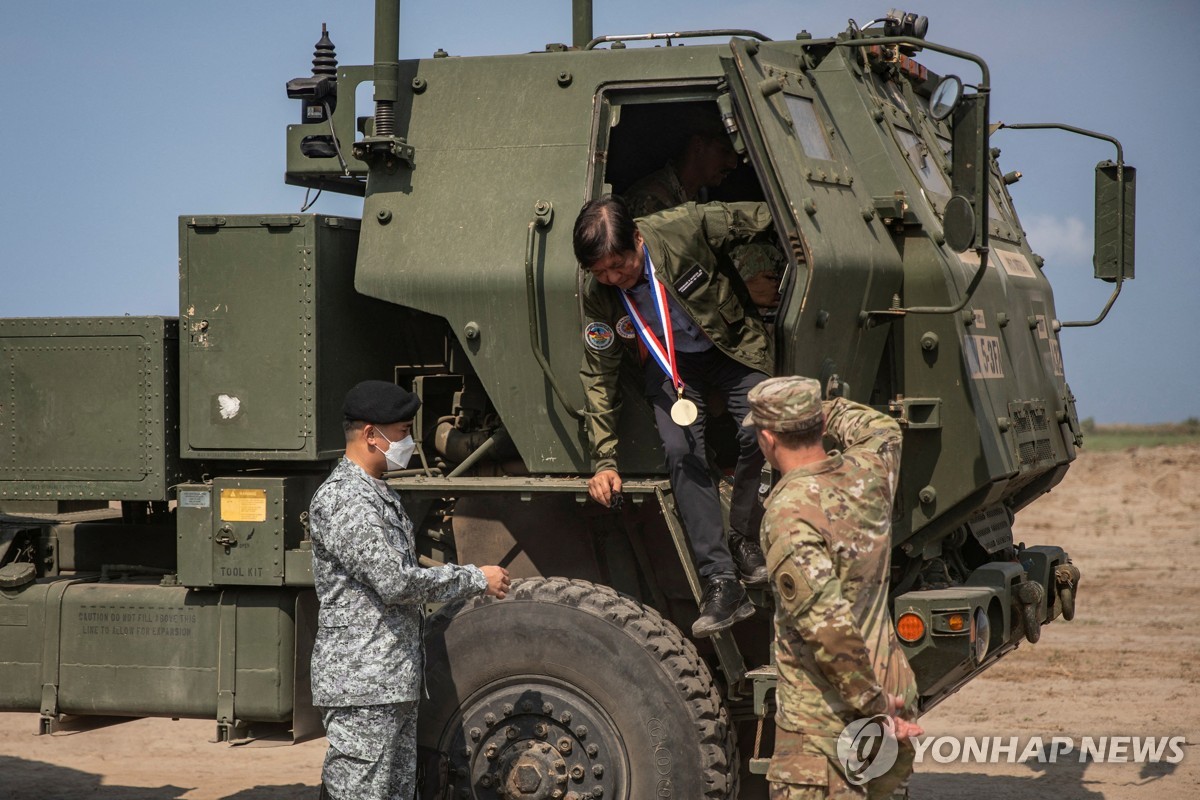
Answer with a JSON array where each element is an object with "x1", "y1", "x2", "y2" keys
[
  {"x1": 746, "y1": 376, "x2": 923, "y2": 800},
  {"x1": 310, "y1": 380, "x2": 510, "y2": 800}
]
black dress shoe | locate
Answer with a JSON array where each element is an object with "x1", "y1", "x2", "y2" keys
[
  {"x1": 692, "y1": 576, "x2": 755, "y2": 637},
  {"x1": 730, "y1": 533, "x2": 768, "y2": 585}
]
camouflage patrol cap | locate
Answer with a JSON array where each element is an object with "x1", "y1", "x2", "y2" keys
[{"x1": 744, "y1": 376, "x2": 823, "y2": 432}]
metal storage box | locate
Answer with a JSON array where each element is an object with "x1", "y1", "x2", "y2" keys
[
  {"x1": 0, "y1": 578, "x2": 306, "y2": 724},
  {"x1": 176, "y1": 474, "x2": 322, "y2": 589},
  {"x1": 179, "y1": 214, "x2": 407, "y2": 461},
  {"x1": 0, "y1": 316, "x2": 183, "y2": 501}
]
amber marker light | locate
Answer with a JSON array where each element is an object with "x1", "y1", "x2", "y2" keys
[
  {"x1": 946, "y1": 613, "x2": 966, "y2": 632},
  {"x1": 896, "y1": 611, "x2": 926, "y2": 643}
]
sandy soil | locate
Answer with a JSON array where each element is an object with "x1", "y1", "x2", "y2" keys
[{"x1": 1, "y1": 445, "x2": 1196, "y2": 799}]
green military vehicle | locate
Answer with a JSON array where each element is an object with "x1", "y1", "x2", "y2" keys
[{"x1": 0, "y1": 2, "x2": 1133, "y2": 797}]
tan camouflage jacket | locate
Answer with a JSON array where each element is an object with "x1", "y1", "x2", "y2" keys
[
  {"x1": 761, "y1": 398, "x2": 918, "y2": 738},
  {"x1": 578, "y1": 202, "x2": 775, "y2": 472}
]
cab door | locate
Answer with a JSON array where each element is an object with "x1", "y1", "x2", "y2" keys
[{"x1": 721, "y1": 38, "x2": 903, "y2": 394}]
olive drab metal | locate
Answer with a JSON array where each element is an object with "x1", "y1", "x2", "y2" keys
[{"x1": 0, "y1": 3, "x2": 1134, "y2": 798}]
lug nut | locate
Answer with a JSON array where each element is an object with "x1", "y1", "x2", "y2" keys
[
  {"x1": 574, "y1": 726, "x2": 588, "y2": 739},
  {"x1": 503, "y1": 704, "x2": 514, "y2": 716},
  {"x1": 559, "y1": 711, "x2": 572, "y2": 724},
  {"x1": 586, "y1": 744, "x2": 599, "y2": 758},
  {"x1": 484, "y1": 713, "x2": 497, "y2": 727},
  {"x1": 535, "y1": 723, "x2": 549, "y2": 738},
  {"x1": 593, "y1": 764, "x2": 604, "y2": 778},
  {"x1": 542, "y1": 702, "x2": 554, "y2": 715},
  {"x1": 570, "y1": 766, "x2": 585, "y2": 781},
  {"x1": 506, "y1": 726, "x2": 519, "y2": 740},
  {"x1": 470, "y1": 727, "x2": 482, "y2": 741},
  {"x1": 557, "y1": 737, "x2": 573, "y2": 754},
  {"x1": 522, "y1": 701, "x2": 533, "y2": 712},
  {"x1": 485, "y1": 744, "x2": 499, "y2": 760}
]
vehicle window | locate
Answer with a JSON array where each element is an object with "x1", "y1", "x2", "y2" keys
[
  {"x1": 894, "y1": 127, "x2": 951, "y2": 196},
  {"x1": 783, "y1": 95, "x2": 834, "y2": 161}
]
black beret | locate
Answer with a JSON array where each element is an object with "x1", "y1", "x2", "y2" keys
[{"x1": 342, "y1": 380, "x2": 420, "y2": 424}]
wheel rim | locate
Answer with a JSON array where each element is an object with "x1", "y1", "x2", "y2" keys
[{"x1": 440, "y1": 675, "x2": 628, "y2": 800}]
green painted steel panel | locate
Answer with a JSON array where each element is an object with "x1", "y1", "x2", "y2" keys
[
  {"x1": 0, "y1": 316, "x2": 184, "y2": 501},
  {"x1": 0, "y1": 578, "x2": 300, "y2": 722},
  {"x1": 179, "y1": 214, "x2": 416, "y2": 461}
]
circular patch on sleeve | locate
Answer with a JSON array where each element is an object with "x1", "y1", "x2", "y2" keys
[
  {"x1": 615, "y1": 316, "x2": 636, "y2": 340},
  {"x1": 778, "y1": 571, "x2": 798, "y2": 601},
  {"x1": 584, "y1": 321, "x2": 616, "y2": 351},
  {"x1": 774, "y1": 561, "x2": 813, "y2": 613}
]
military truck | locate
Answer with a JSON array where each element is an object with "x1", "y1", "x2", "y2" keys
[{"x1": 0, "y1": 1, "x2": 1134, "y2": 797}]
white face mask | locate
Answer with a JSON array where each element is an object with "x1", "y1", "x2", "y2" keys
[{"x1": 376, "y1": 430, "x2": 416, "y2": 470}]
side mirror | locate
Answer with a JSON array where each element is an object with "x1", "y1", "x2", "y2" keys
[
  {"x1": 928, "y1": 75, "x2": 962, "y2": 121},
  {"x1": 944, "y1": 91, "x2": 989, "y2": 253},
  {"x1": 1094, "y1": 160, "x2": 1136, "y2": 282}
]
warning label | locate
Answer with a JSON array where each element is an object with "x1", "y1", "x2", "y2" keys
[{"x1": 221, "y1": 488, "x2": 267, "y2": 522}]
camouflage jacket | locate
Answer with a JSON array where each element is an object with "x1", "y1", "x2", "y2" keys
[
  {"x1": 309, "y1": 458, "x2": 487, "y2": 707},
  {"x1": 625, "y1": 166, "x2": 786, "y2": 285},
  {"x1": 579, "y1": 201, "x2": 775, "y2": 472},
  {"x1": 760, "y1": 399, "x2": 918, "y2": 737},
  {"x1": 624, "y1": 163, "x2": 688, "y2": 218}
]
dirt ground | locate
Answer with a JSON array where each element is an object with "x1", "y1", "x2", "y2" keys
[{"x1": 1, "y1": 445, "x2": 1196, "y2": 800}]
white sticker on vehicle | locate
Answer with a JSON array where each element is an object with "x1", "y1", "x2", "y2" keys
[
  {"x1": 994, "y1": 249, "x2": 1036, "y2": 279},
  {"x1": 966, "y1": 335, "x2": 1004, "y2": 379},
  {"x1": 1048, "y1": 338, "x2": 1064, "y2": 377}
]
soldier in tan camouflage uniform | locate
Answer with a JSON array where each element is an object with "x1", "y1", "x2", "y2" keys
[
  {"x1": 310, "y1": 380, "x2": 511, "y2": 800},
  {"x1": 745, "y1": 377, "x2": 923, "y2": 799}
]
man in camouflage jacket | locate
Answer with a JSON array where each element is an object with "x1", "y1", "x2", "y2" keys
[
  {"x1": 310, "y1": 380, "x2": 509, "y2": 800},
  {"x1": 746, "y1": 376, "x2": 922, "y2": 799},
  {"x1": 623, "y1": 115, "x2": 785, "y2": 312},
  {"x1": 574, "y1": 195, "x2": 774, "y2": 637}
]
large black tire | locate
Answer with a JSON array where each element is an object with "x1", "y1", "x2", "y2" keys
[{"x1": 420, "y1": 577, "x2": 737, "y2": 800}]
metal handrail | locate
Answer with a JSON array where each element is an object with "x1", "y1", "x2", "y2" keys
[{"x1": 585, "y1": 29, "x2": 772, "y2": 50}]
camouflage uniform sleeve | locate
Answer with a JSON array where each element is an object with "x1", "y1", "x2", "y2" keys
[
  {"x1": 767, "y1": 524, "x2": 890, "y2": 717},
  {"x1": 625, "y1": 187, "x2": 673, "y2": 219},
  {"x1": 579, "y1": 287, "x2": 623, "y2": 473},
  {"x1": 317, "y1": 491, "x2": 487, "y2": 605},
  {"x1": 822, "y1": 398, "x2": 902, "y2": 483},
  {"x1": 698, "y1": 201, "x2": 775, "y2": 254}
]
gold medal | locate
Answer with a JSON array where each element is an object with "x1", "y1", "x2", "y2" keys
[{"x1": 670, "y1": 397, "x2": 699, "y2": 427}]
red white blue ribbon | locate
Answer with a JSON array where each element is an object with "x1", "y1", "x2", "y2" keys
[{"x1": 618, "y1": 245, "x2": 685, "y2": 398}]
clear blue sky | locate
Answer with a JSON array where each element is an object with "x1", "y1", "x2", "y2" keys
[{"x1": 2, "y1": 1, "x2": 1195, "y2": 423}]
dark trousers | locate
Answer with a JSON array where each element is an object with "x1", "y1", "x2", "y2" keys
[{"x1": 644, "y1": 348, "x2": 769, "y2": 580}]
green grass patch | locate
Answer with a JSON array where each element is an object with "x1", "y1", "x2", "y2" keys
[{"x1": 1079, "y1": 420, "x2": 1200, "y2": 451}]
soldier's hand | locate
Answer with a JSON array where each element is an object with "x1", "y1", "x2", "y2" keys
[
  {"x1": 886, "y1": 694, "x2": 924, "y2": 742},
  {"x1": 587, "y1": 469, "x2": 623, "y2": 508},
  {"x1": 481, "y1": 565, "x2": 511, "y2": 599}
]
